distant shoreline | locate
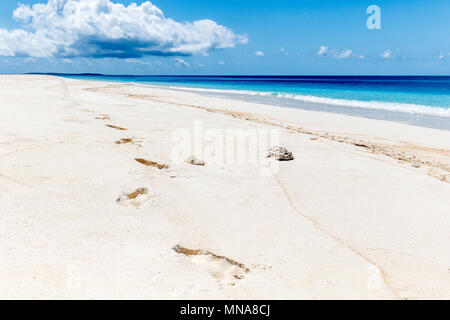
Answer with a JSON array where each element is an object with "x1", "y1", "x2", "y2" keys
[{"x1": 20, "y1": 73, "x2": 450, "y2": 77}]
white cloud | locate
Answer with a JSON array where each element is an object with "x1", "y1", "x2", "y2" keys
[
  {"x1": 334, "y1": 49, "x2": 352, "y2": 59},
  {"x1": 317, "y1": 46, "x2": 328, "y2": 56},
  {"x1": 174, "y1": 57, "x2": 190, "y2": 67},
  {"x1": 317, "y1": 45, "x2": 352, "y2": 59},
  {"x1": 254, "y1": 50, "x2": 264, "y2": 57},
  {"x1": 125, "y1": 58, "x2": 152, "y2": 65},
  {"x1": 218, "y1": 61, "x2": 225, "y2": 65},
  {"x1": 380, "y1": 49, "x2": 392, "y2": 59},
  {"x1": 0, "y1": 0, "x2": 247, "y2": 58}
]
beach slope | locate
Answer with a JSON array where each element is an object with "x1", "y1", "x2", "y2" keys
[{"x1": 0, "y1": 75, "x2": 449, "y2": 299}]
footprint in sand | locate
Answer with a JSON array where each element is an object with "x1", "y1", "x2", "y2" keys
[
  {"x1": 115, "y1": 138, "x2": 134, "y2": 145},
  {"x1": 173, "y1": 245, "x2": 250, "y2": 286},
  {"x1": 106, "y1": 124, "x2": 127, "y2": 131},
  {"x1": 95, "y1": 114, "x2": 111, "y2": 120},
  {"x1": 185, "y1": 156, "x2": 206, "y2": 166},
  {"x1": 116, "y1": 187, "x2": 155, "y2": 208},
  {"x1": 135, "y1": 158, "x2": 169, "y2": 169},
  {"x1": 114, "y1": 137, "x2": 143, "y2": 148}
]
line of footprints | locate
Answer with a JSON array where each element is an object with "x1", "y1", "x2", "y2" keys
[{"x1": 95, "y1": 112, "x2": 251, "y2": 286}]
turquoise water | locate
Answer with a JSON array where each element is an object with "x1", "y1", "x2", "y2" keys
[{"x1": 54, "y1": 74, "x2": 450, "y2": 129}]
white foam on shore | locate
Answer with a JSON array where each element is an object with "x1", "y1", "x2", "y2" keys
[{"x1": 162, "y1": 85, "x2": 450, "y2": 118}]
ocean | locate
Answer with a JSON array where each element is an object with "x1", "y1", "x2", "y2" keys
[{"x1": 56, "y1": 75, "x2": 450, "y2": 130}]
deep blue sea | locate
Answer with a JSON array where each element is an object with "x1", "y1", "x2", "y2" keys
[{"x1": 56, "y1": 75, "x2": 450, "y2": 130}]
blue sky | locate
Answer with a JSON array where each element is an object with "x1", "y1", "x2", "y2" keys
[{"x1": 0, "y1": 0, "x2": 449, "y2": 75}]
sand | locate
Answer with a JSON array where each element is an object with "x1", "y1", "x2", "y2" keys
[{"x1": 0, "y1": 75, "x2": 449, "y2": 299}]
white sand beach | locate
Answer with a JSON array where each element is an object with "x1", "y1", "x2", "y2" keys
[{"x1": 0, "y1": 74, "x2": 449, "y2": 299}]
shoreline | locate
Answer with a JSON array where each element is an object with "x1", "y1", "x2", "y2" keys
[
  {"x1": 0, "y1": 75, "x2": 449, "y2": 299},
  {"x1": 56, "y1": 74, "x2": 450, "y2": 131},
  {"x1": 185, "y1": 88, "x2": 450, "y2": 131}
]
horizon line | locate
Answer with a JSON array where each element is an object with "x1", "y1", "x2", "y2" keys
[{"x1": 14, "y1": 73, "x2": 450, "y2": 78}]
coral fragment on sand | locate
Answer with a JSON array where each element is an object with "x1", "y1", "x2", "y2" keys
[{"x1": 266, "y1": 146, "x2": 294, "y2": 161}]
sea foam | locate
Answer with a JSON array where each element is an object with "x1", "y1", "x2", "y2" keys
[{"x1": 166, "y1": 86, "x2": 450, "y2": 118}]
